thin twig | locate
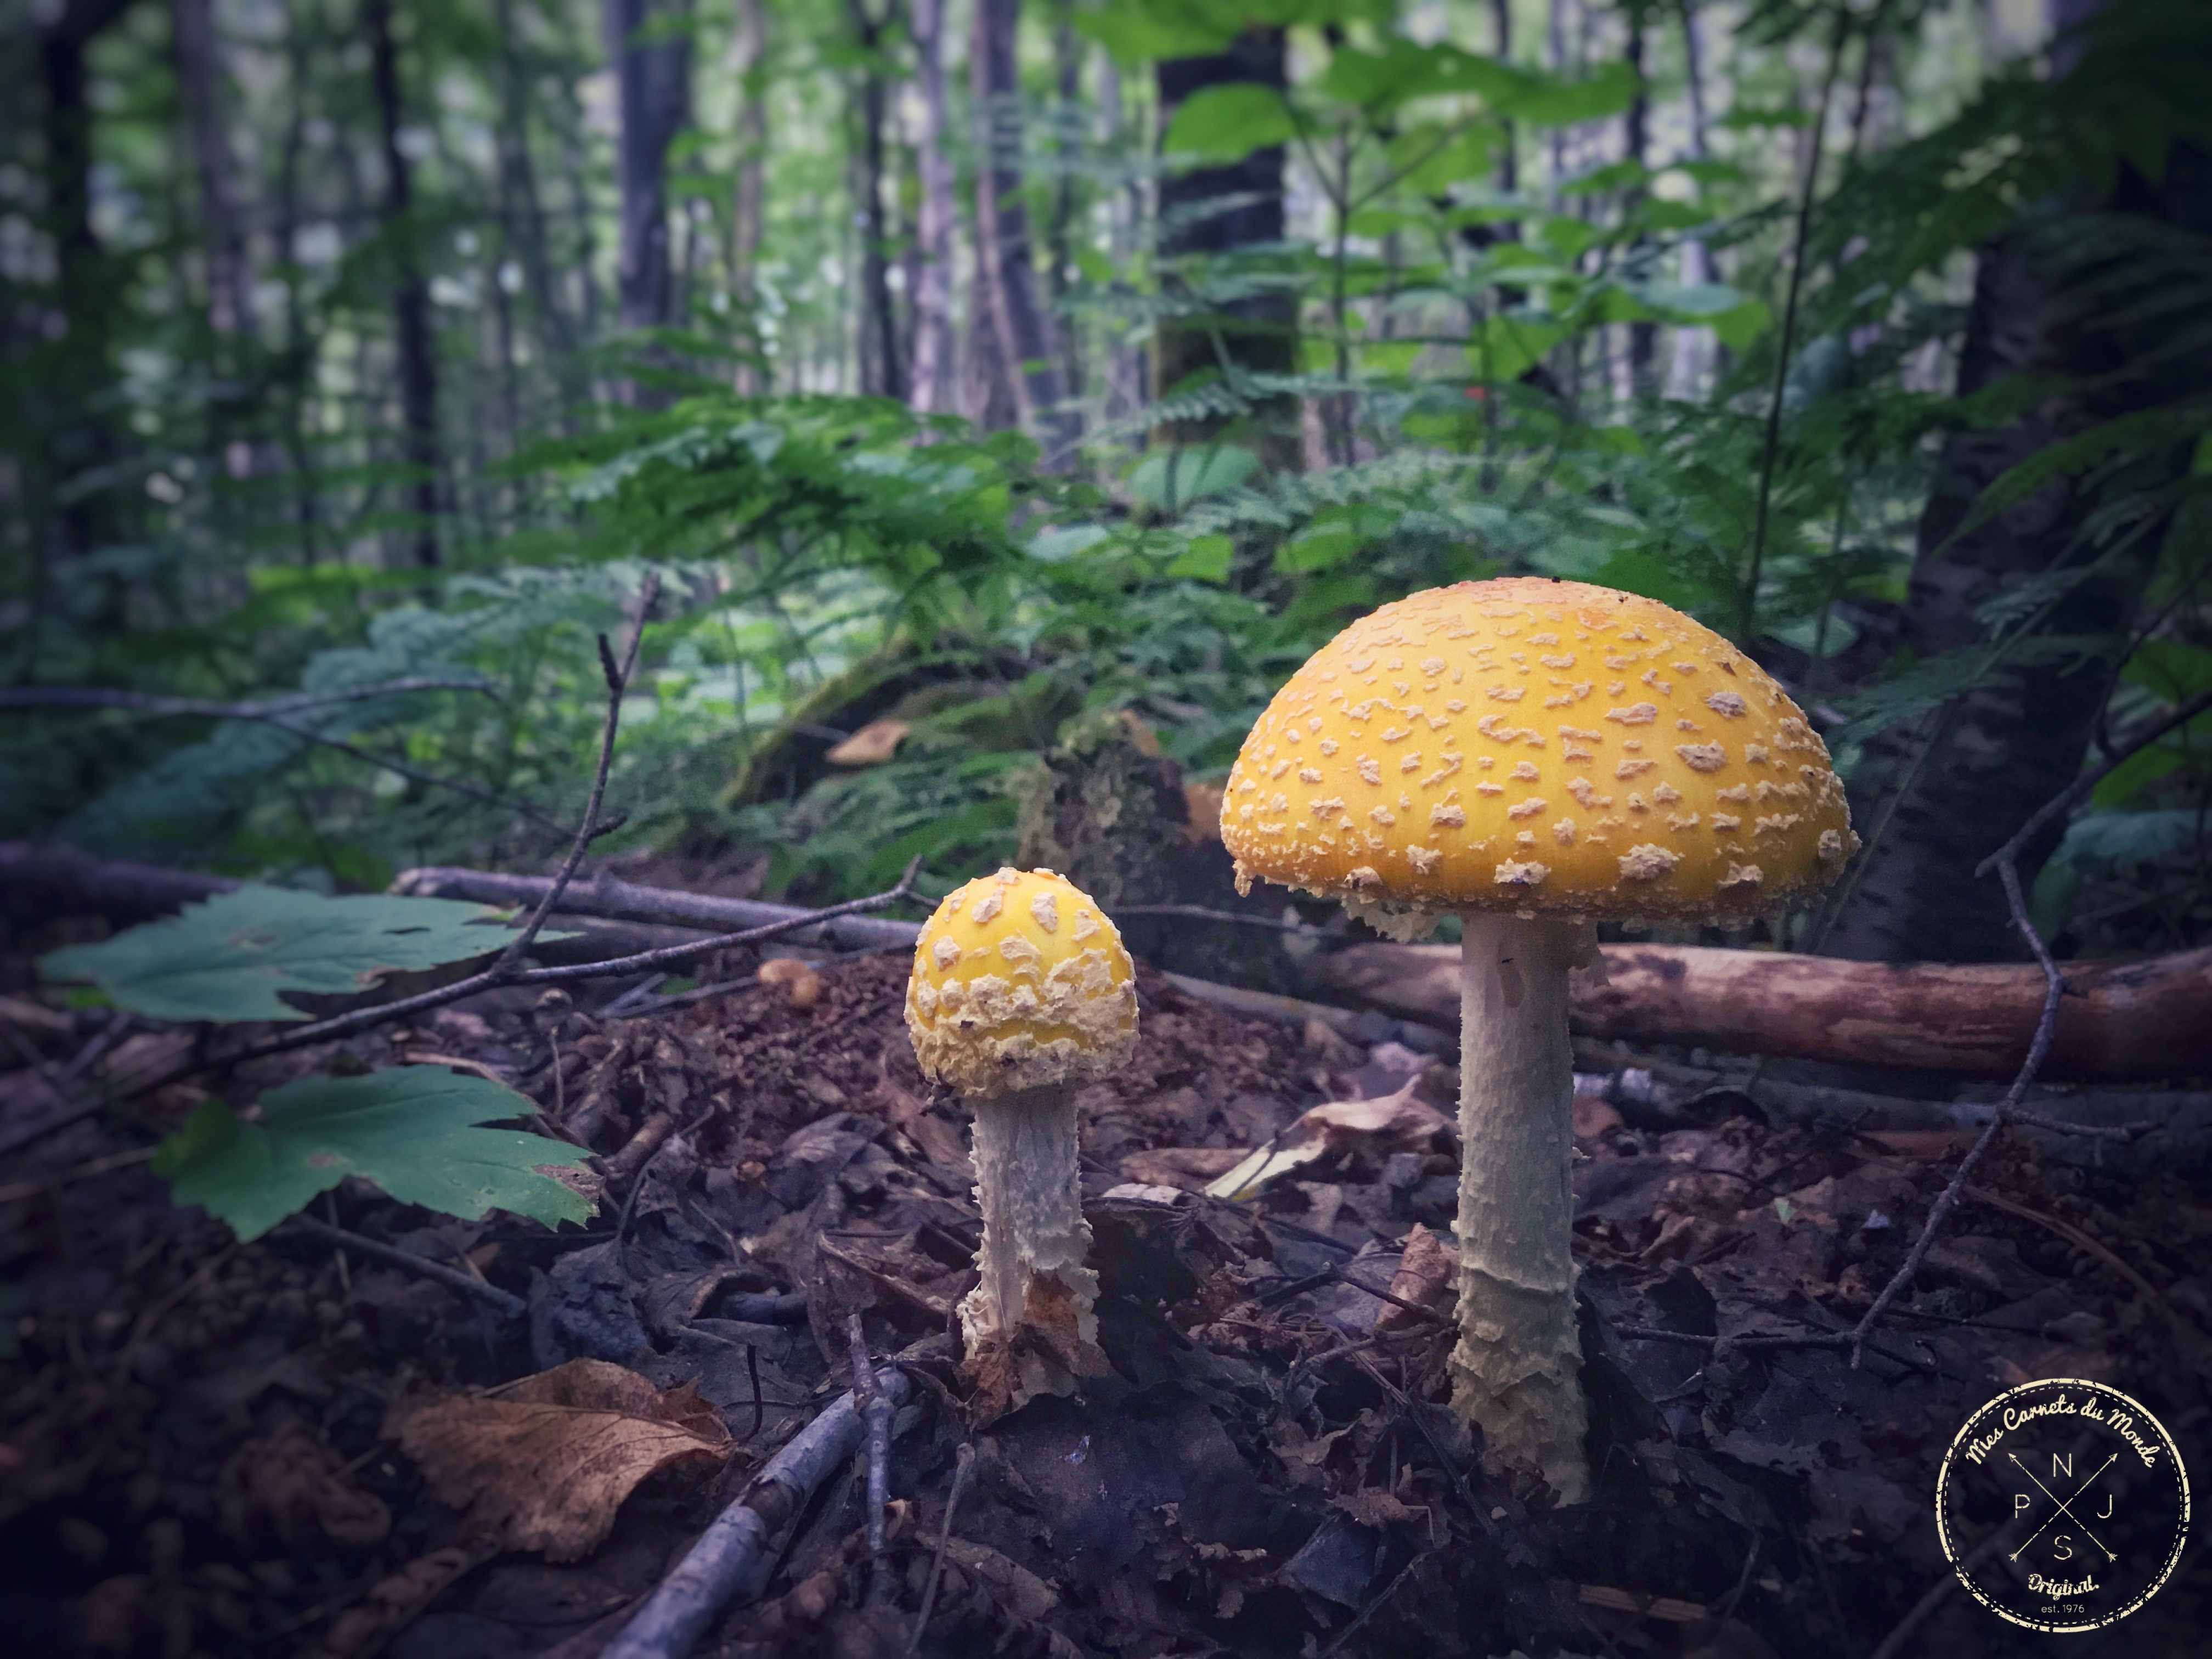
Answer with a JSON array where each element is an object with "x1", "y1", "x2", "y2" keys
[
  {"x1": 0, "y1": 676, "x2": 495, "y2": 716},
  {"x1": 498, "y1": 573, "x2": 661, "y2": 973},
  {"x1": 1848, "y1": 859, "x2": 2066, "y2": 1367},
  {"x1": 0, "y1": 1146, "x2": 155, "y2": 1204},
  {"x1": 104, "y1": 863, "x2": 925, "y2": 1103},
  {"x1": 1977, "y1": 684, "x2": 2212, "y2": 883},
  {"x1": 902, "y1": 1443, "x2": 974, "y2": 1659},
  {"x1": 600, "y1": 1362, "x2": 914, "y2": 1659},
  {"x1": 1317, "y1": 1549, "x2": 1431, "y2": 1658},
  {"x1": 1742, "y1": 5, "x2": 1852, "y2": 640},
  {"x1": 847, "y1": 1315, "x2": 894, "y2": 1605},
  {"x1": 1611, "y1": 1319, "x2": 1936, "y2": 1374},
  {"x1": 286, "y1": 1213, "x2": 527, "y2": 1318}
]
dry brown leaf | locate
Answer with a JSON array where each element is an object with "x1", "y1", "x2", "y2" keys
[
  {"x1": 825, "y1": 719, "x2": 911, "y2": 766},
  {"x1": 1376, "y1": 1222, "x2": 1453, "y2": 1331},
  {"x1": 1119, "y1": 1147, "x2": 1246, "y2": 1190},
  {"x1": 1333, "y1": 1487, "x2": 1421, "y2": 1527},
  {"x1": 387, "y1": 1358, "x2": 732, "y2": 1562},
  {"x1": 1182, "y1": 782, "x2": 1224, "y2": 843}
]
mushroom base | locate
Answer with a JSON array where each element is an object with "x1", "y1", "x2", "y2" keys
[
  {"x1": 1447, "y1": 912, "x2": 1592, "y2": 1504},
  {"x1": 958, "y1": 1084, "x2": 1105, "y2": 1413}
]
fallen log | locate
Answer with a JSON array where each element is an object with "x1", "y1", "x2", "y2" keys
[
  {"x1": 16, "y1": 845, "x2": 2208, "y2": 1080},
  {"x1": 1308, "y1": 941, "x2": 2212, "y2": 1081}
]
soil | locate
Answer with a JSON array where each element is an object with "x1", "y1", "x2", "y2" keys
[{"x1": 2, "y1": 947, "x2": 2208, "y2": 1659}]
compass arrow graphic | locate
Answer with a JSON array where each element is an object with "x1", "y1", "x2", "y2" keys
[{"x1": 2008, "y1": 1451, "x2": 2120, "y2": 1564}]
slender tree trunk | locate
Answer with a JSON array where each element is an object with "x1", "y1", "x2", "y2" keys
[
  {"x1": 907, "y1": 0, "x2": 955, "y2": 413},
  {"x1": 1623, "y1": 12, "x2": 1656, "y2": 394},
  {"x1": 38, "y1": 0, "x2": 143, "y2": 572},
  {"x1": 606, "y1": 0, "x2": 692, "y2": 392},
  {"x1": 731, "y1": 0, "x2": 767, "y2": 393},
  {"x1": 491, "y1": 0, "x2": 582, "y2": 432},
  {"x1": 972, "y1": 0, "x2": 1075, "y2": 458},
  {"x1": 364, "y1": 0, "x2": 443, "y2": 567},
  {"x1": 1045, "y1": 5, "x2": 1084, "y2": 410},
  {"x1": 847, "y1": 0, "x2": 903, "y2": 402},
  {"x1": 1154, "y1": 27, "x2": 1296, "y2": 467},
  {"x1": 1666, "y1": 0, "x2": 1713, "y2": 401},
  {"x1": 173, "y1": 0, "x2": 256, "y2": 340},
  {"x1": 1097, "y1": 55, "x2": 1144, "y2": 424}
]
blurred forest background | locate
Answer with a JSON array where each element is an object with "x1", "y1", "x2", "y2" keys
[{"x1": 4, "y1": 0, "x2": 2209, "y2": 968}]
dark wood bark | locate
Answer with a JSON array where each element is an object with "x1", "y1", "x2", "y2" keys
[
  {"x1": 1310, "y1": 940, "x2": 2212, "y2": 1082},
  {"x1": 173, "y1": 0, "x2": 256, "y2": 338},
  {"x1": 906, "y1": 0, "x2": 955, "y2": 413},
  {"x1": 972, "y1": 0, "x2": 1075, "y2": 457},
  {"x1": 847, "y1": 0, "x2": 904, "y2": 402},
  {"x1": 1154, "y1": 28, "x2": 1296, "y2": 465},
  {"x1": 606, "y1": 0, "x2": 692, "y2": 354},
  {"x1": 37, "y1": 0, "x2": 143, "y2": 565},
  {"x1": 364, "y1": 0, "x2": 444, "y2": 567},
  {"x1": 1826, "y1": 145, "x2": 2212, "y2": 963},
  {"x1": 731, "y1": 0, "x2": 767, "y2": 394}
]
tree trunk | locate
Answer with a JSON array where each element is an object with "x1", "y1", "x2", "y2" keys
[
  {"x1": 847, "y1": 0, "x2": 903, "y2": 402},
  {"x1": 1825, "y1": 143, "x2": 2212, "y2": 963},
  {"x1": 364, "y1": 0, "x2": 443, "y2": 568},
  {"x1": 606, "y1": 0, "x2": 691, "y2": 359},
  {"x1": 972, "y1": 0, "x2": 1075, "y2": 458},
  {"x1": 38, "y1": 0, "x2": 143, "y2": 568},
  {"x1": 1666, "y1": 0, "x2": 1714, "y2": 400},
  {"x1": 906, "y1": 0, "x2": 955, "y2": 413},
  {"x1": 491, "y1": 0, "x2": 582, "y2": 431},
  {"x1": 173, "y1": 0, "x2": 256, "y2": 340},
  {"x1": 1154, "y1": 27, "x2": 1296, "y2": 466},
  {"x1": 731, "y1": 0, "x2": 767, "y2": 394},
  {"x1": 1623, "y1": 13, "x2": 1656, "y2": 393}
]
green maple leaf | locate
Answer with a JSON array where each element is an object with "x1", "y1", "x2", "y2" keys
[
  {"x1": 153, "y1": 1067, "x2": 595, "y2": 1242},
  {"x1": 40, "y1": 885, "x2": 567, "y2": 1023}
]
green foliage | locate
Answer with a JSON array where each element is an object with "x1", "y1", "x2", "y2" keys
[
  {"x1": 38, "y1": 887, "x2": 557, "y2": 1023},
  {"x1": 153, "y1": 1068, "x2": 594, "y2": 1243}
]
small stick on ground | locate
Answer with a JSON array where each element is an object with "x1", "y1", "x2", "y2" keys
[
  {"x1": 1847, "y1": 855, "x2": 2066, "y2": 1367},
  {"x1": 847, "y1": 1314, "x2": 894, "y2": 1605},
  {"x1": 286, "y1": 1214, "x2": 527, "y2": 1318},
  {"x1": 902, "y1": 1443, "x2": 975, "y2": 1659},
  {"x1": 599, "y1": 1362, "x2": 913, "y2": 1659}
]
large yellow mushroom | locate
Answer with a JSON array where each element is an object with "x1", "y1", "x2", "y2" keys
[
  {"x1": 1222, "y1": 577, "x2": 1857, "y2": 1501},
  {"x1": 905, "y1": 867, "x2": 1136, "y2": 1411}
]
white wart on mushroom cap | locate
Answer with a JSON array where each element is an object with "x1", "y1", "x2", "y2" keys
[{"x1": 1221, "y1": 576, "x2": 1858, "y2": 934}]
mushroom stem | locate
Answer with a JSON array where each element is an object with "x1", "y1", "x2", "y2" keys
[
  {"x1": 1448, "y1": 912, "x2": 1590, "y2": 1502},
  {"x1": 960, "y1": 1084, "x2": 1099, "y2": 1386}
]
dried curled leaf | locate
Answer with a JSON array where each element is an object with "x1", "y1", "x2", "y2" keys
[{"x1": 388, "y1": 1359, "x2": 733, "y2": 1561}]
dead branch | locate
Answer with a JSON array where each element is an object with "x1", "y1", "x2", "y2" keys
[
  {"x1": 1311, "y1": 938, "x2": 2211, "y2": 1079},
  {"x1": 903, "y1": 1443, "x2": 975, "y2": 1659},
  {"x1": 599, "y1": 1362, "x2": 915, "y2": 1659},
  {"x1": 0, "y1": 675, "x2": 495, "y2": 718},
  {"x1": 1848, "y1": 802, "x2": 2071, "y2": 1365},
  {"x1": 284, "y1": 1214, "x2": 527, "y2": 1319}
]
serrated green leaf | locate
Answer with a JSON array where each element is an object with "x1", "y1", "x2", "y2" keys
[
  {"x1": 151, "y1": 1068, "x2": 594, "y2": 1242},
  {"x1": 39, "y1": 885, "x2": 563, "y2": 1023},
  {"x1": 1127, "y1": 445, "x2": 1260, "y2": 512},
  {"x1": 1162, "y1": 83, "x2": 1298, "y2": 165},
  {"x1": 1167, "y1": 534, "x2": 1235, "y2": 582}
]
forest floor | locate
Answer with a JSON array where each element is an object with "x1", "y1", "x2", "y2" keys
[{"x1": 3, "y1": 937, "x2": 2209, "y2": 1659}]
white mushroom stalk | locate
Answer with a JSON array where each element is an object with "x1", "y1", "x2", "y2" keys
[
  {"x1": 1221, "y1": 578, "x2": 1857, "y2": 1504},
  {"x1": 904, "y1": 867, "x2": 1137, "y2": 1415}
]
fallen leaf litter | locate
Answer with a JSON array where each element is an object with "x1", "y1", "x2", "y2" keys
[{"x1": 0, "y1": 950, "x2": 2207, "y2": 1657}]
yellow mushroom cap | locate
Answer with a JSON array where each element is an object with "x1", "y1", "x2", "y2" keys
[
  {"x1": 905, "y1": 867, "x2": 1137, "y2": 1096},
  {"x1": 1221, "y1": 577, "x2": 1858, "y2": 930}
]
